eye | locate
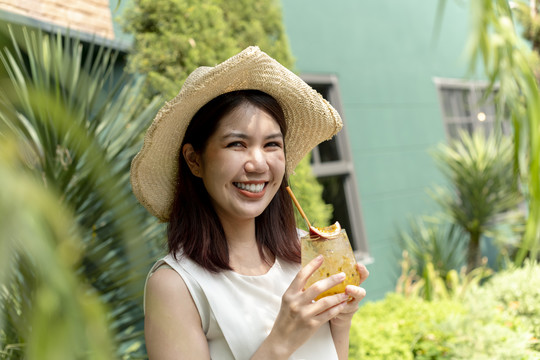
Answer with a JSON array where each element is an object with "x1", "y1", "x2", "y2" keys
[
  {"x1": 265, "y1": 141, "x2": 283, "y2": 149},
  {"x1": 226, "y1": 141, "x2": 245, "y2": 148}
]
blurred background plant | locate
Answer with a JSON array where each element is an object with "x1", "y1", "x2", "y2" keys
[
  {"x1": 288, "y1": 155, "x2": 333, "y2": 230},
  {"x1": 396, "y1": 249, "x2": 493, "y2": 302},
  {"x1": 430, "y1": 130, "x2": 524, "y2": 272},
  {"x1": 0, "y1": 137, "x2": 115, "y2": 360},
  {"x1": 394, "y1": 129, "x2": 519, "y2": 300},
  {"x1": 0, "y1": 24, "x2": 164, "y2": 358},
  {"x1": 351, "y1": 261, "x2": 540, "y2": 359},
  {"x1": 396, "y1": 216, "x2": 465, "y2": 280},
  {"x1": 121, "y1": 0, "x2": 294, "y2": 105},
  {"x1": 465, "y1": 0, "x2": 540, "y2": 264}
]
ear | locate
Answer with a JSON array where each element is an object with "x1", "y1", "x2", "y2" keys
[{"x1": 182, "y1": 144, "x2": 202, "y2": 178}]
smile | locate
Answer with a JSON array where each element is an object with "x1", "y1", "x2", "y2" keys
[{"x1": 233, "y1": 182, "x2": 266, "y2": 193}]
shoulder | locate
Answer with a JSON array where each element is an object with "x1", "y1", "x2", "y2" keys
[
  {"x1": 146, "y1": 267, "x2": 190, "y2": 301},
  {"x1": 145, "y1": 267, "x2": 199, "y2": 325},
  {"x1": 145, "y1": 268, "x2": 210, "y2": 359}
]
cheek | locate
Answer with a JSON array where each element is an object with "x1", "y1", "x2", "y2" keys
[
  {"x1": 200, "y1": 149, "x2": 230, "y2": 176},
  {"x1": 270, "y1": 152, "x2": 286, "y2": 179}
]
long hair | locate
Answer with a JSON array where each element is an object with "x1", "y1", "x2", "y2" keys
[{"x1": 167, "y1": 90, "x2": 300, "y2": 272}]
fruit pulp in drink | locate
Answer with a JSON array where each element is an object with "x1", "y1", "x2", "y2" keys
[{"x1": 301, "y1": 229, "x2": 360, "y2": 300}]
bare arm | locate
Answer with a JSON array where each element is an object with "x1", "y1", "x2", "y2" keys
[{"x1": 144, "y1": 268, "x2": 211, "y2": 360}]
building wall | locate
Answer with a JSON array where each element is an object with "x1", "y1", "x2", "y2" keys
[
  {"x1": 281, "y1": 0, "x2": 472, "y2": 301},
  {"x1": 0, "y1": 0, "x2": 114, "y2": 40}
]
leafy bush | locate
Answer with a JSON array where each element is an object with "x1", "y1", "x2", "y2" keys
[
  {"x1": 396, "y1": 249, "x2": 492, "y2": 302},
  {"x1": 462, "y1": 260, "x2": 540, "y2": 353},
  {"x1": 351, "y1": 262, "x2": 540, "y2": 359},
  {"x1": 349, "y1": 293, "x2": 464, "y2": 359},
  {"x1": 436, "y1": 261, "x2": 540, "y2": 359},
  {"x1": 122, "y1": 0, "x2": 293, "y2": 103},
  {"x1": 288, "y1": 155, "x2": 333, "y2": 230},
  {"x1": 396, "y1": 216, "x2": 466, "y2": 281}
]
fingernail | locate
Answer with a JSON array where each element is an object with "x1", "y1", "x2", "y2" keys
[
  {"x1": 316, "y1": 255, "x2": 324, "y2": 262},
  {"x1": 336, "y1": 272, "x2": 346, "y2": 280}
]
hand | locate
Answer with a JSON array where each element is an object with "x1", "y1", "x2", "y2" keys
[
  {"x1": 262, "y1": 255, "x2": 354, "y2": 358},
  {"x1": 330, "y1": 263, "x2": 369, "y2": 329}
]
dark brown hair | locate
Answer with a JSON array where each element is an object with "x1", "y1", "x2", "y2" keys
[{"x1": 167, "y1": 90, "x2": 300, "y2": 272}]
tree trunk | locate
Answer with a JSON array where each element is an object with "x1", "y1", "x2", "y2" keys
[{"x1": 466, "y1": 231, "x2": 481, "y2": 273}]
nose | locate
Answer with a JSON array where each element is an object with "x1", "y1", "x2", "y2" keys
[{"x1": 244, "y1": 148, "x2": 269, "y2": 173}]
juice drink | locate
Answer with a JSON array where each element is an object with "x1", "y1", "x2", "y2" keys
[{"x1": 301, "y1": 229, "x2": 360, "y2": 300}]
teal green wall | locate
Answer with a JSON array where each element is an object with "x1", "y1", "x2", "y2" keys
[{"x1": 281, "y1": 0, "x2": 472, "y2": 301}]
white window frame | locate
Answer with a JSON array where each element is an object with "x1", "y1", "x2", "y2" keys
[
  {"x1": 302, "y1": 74, "x2": 371, "y2": 263},
  {"x1": 433, "y1": 77, "x2": 511, "y2": 140}
]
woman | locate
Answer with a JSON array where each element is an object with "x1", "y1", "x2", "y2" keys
[{"x1": 131, "y1": 47, "x2": 369, "y2": 359}]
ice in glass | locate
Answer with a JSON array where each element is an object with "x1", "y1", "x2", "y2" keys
[{"x1": 301, "y1": 229, "x2": 360, "y2": 300}]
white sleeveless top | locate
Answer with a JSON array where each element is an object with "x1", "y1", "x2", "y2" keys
[{"x1": 145, "y1": 253, "x2": 339, "y2": 360}]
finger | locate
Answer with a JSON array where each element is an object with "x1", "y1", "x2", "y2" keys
[
  {"x1": 345, "y1": 285, "x2": 367, "y2": 304},
  {"x1": 328, "y1": 287, "x2": 366, "y2": 316},
  {"x1": 314, "y1": 298, "x2": 350, "y2": 323},
  {"x1": 288, "y1": 255, "x2": 324, "y2": 293},
  {"x1": 356, "y1": 263, "x2": 369, "y2": 285},
  {"x1": 310, "y1": 292, "x2": 350, "y2": 315},
  {"x1": 303, "y1": 272, "x2": 346, "y2": 301}
]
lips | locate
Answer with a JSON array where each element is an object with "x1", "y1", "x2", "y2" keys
[{"x1": 233, "y1": 182, "x2": 266, "y2": 193}]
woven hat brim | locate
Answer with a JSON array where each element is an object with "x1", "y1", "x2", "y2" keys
[{"x1": 130, "y1": 46, "x2": 343, "y2": 222}]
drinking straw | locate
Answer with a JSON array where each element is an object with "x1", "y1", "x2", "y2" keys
[{"x1": 286, "y1": 186, "x2": 312, "y2": 228}]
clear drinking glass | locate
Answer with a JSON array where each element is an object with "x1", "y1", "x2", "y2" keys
[{"x1": 301, "y1": 229, "x2": 360, "y2": 300}]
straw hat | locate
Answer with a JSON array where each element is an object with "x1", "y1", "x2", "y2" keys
[{"x1": 131, "y1": 46, "x2": 343, "y2": 222}]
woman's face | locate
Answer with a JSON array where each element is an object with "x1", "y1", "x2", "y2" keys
[{"x1": 184, "y1": 103, "x2": 286, "y2": 224}]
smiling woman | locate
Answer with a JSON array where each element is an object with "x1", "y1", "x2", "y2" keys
[
  {"x1": 188, "y1": 103, "x2": 285, "y2": 220},
  {"x1": 175, "y1": 91, "x2": 291, "y2": 271},
  {"x1": 130, "y1": 46, "x2": 369, "y2": 360}
]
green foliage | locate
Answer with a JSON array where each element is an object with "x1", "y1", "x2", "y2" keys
[
  {"x1": 351, "y1": 262, "x2": 540, "y2": 359},
  {"x1": 464, "y1": 259, "x2": 540, "y2": 352},
  {"x1": 0, "y1": 24, "x2": 164, "y2": 358},
  {"x1": 511, "y1": 1, "x2": 540, "y2": 55},
  {"x1": 464, "y1": 0, "x2": 540, "y2": 264},
  {"x1": 438, "y1": 261, "x2": 540, "y2": 359},
  {"x1": 396, "y1": 251, "x2": 492, "y2": 302},
  {"x1": 430, "y1": 130, "x2": 523, "y2": 271},
  {"x1": 288, "y1": 155, "x2": 333, "y2": 230},
  {"x1": 349, "y1": 293, "x2": 464, "y2": 360},
  {"x1": 396, "y1": 216, "x2": 466, "y2": 280},
  {"x1": 121, "y1": 0, "x2": 294, "y2": 102},
  {"x1": 0, "y1": 139, "x2": 115, "y2": 360}
]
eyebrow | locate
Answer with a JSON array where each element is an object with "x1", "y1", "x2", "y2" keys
[{"x1": 221, "y1": 132, "x2": 283, "y2": 141}]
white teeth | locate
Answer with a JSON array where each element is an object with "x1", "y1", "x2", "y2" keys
[{"x1": 234, "y1": 182, "x2": 265, "y2": 193}]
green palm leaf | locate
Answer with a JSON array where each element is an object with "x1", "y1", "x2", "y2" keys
[
  {"x1": 430, "y1": 130, "x2": 523, "y2": 271},
  {"x1": 463, "y1": 0, "x2": 540, "y2": 264},
  {"x1": 0, "y1": 24, "x2": 165, "y2": 358}
]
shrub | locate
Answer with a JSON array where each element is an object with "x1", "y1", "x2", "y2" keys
[
  {"x1": 396, "y1": 216, "x2": 466, "y2": 281},
  {"x1": 351, "y1": 262, "x2": 540, "y2": 359},
  {"x1": 349, "y1": 293, "x2": 464, "y2": 359},
  {"x1": 460, "y1": 260, "x2": 540, "y2": 354}
]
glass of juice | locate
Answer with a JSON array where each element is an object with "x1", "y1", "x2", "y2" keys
[{"x1": 301, "y1": 229, "x2": 360, "y2": 300}]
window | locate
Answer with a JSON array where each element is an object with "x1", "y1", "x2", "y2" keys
[
  {"x1": 302, "y1": 74, "x2": 371, "y2": 263},
  {"x1": 434, "y1": 78, "x2": 527, "y2": 219},
  {"x1": 434, "y1": 78, "x2": 511, "y2": 140}
]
